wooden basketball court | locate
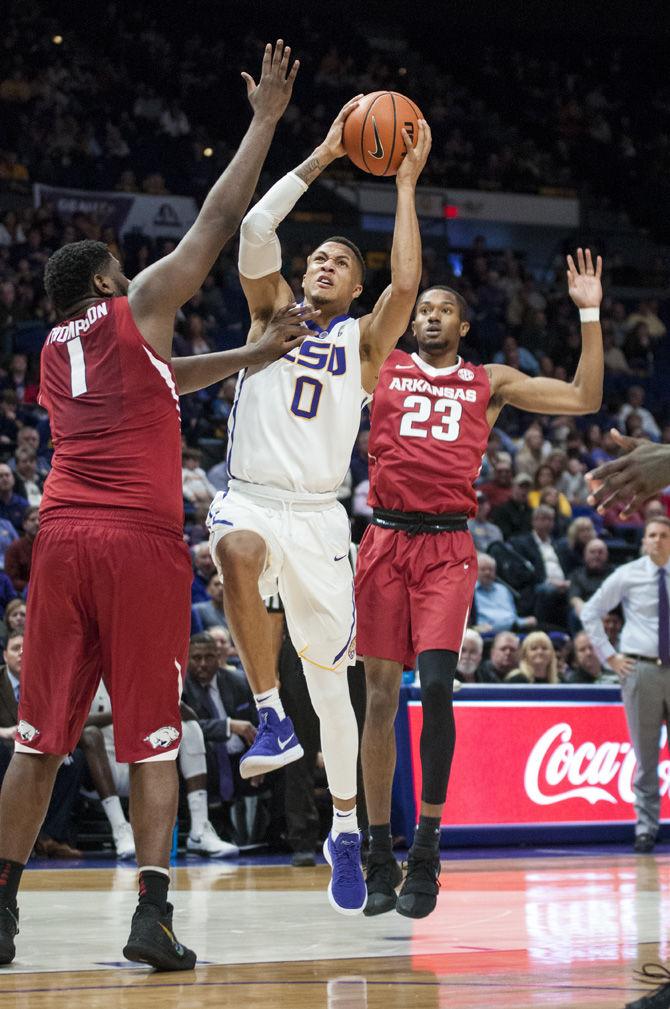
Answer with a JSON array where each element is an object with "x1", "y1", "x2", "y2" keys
[{"x1": 0, "y1": 851, "x2": 667, "y2": 1007}]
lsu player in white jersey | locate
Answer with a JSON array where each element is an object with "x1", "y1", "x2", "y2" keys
[{"x1": 207, "y1": 97, "x2": 431, "y2": 914}]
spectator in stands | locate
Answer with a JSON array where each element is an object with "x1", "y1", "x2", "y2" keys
[
  {"x1": 0, "y1": 598, "x2": 25, "y2": 641},
  {"x1": 563, "y1": 631, "x2": 612, "y2": 684},
  {"x1": 182, "y1": 447, "x2": 216, "y2": 519},
  {"x1": 569, "y1": 539, "x2": 613, "y2": 627},
  {"x1": 490, "y1": 472, "x2": 533, "y2": 539},
  {"x1": 562, "y1": 456, "x2": 589, "y2": 504},
  {"x1": 472, "y1": 553, "x2": 537, "y2": 635},
  {"x1": 182, "y1": 633, "x2": 261, "y2": 813},
  {"x1": 193, "y1": 572, "x2": 227, "y2": 630},
  {"x1": 476, "y1": 630, "x2": 520, "y2": 683},
  {"x1": 0, "y1": 518, "x2": 18, "y2": 572},
  {"x1": 506, "y1": 631, "x2": 559, "y2": 684},
  {"x1": 0, "y1": 463, "x2": 27, "y2": 531},
  {"x1": 0, "y1": 569, "x2": 16, "y2": 621},
  {"x1": 3, "y1": 506, "x2": 38, "y2": 592},
  {"x1": 618, "y1": 386, "x2": 661, "y2": 441},
  {"x1": 13, "y1": 448, "x2": 43, "y2": 506},
  {"x1": 191, "y1": 542, "x2": 216, "y2": 604},
  {"x1": 0, "y1": 631, "x2": 83, "y2": 857},
  {"x1": 493, "y1": 335, "x2": 540, "y2": 376},
  {"x1": 468, "y1": 493, "x2": 503, "y2": 552},
  {"x1": 603, "y1": 609, "x2": 623, "y2": 652},
  {"x1": 528, "y1": 464, "x2": 572, "y2": 519},
  {"x1": 14, "y1": 427, "x2": 50, "y2": 477},
  {"x1": 350, "y1": 428, "x2": 369, "y2": 489},
  {"x1": 515, "y1": 423, "x2": 551, "y2": 479},
  {"x1": 455, "y1": 629, "x2": 484, "y2": 683},
  {"x1": 511, "y1": 505, "x2": 570, "y2": 626},
  {"x1": 625, "y1": 299, "x2": 667, "y2": 341},
  {"x1": 623, "y1": 325, "x2": 654, "y2": 376},
  {"x1": 479, "y1": 455, "x2": 514, "y2": 510},
  {"x1": 556, "y1": 516, "x2": 596, "y2": 574}
]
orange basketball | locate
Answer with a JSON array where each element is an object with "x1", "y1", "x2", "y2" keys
[{"x1": 342, "y1": 91, "x2": 423, "y2": 177}]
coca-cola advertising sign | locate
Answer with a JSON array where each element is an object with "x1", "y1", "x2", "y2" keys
[{"x1": 407, "y1": 701, "x2": 670, "y2": 825}]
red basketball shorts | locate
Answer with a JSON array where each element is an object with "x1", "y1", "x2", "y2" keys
[
  {"x1": 355, "y1": 523, "x2": 477, "y2": 668},
  {"x1": 17, "y1": 511, "x2": 192, "y2": 762}
]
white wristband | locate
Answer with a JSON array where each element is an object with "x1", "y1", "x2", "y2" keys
[{"x1": 579, "y1": 307, "x2": 600, "y2": 323}]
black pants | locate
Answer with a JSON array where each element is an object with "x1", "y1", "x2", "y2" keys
[{"x1": 0, "y1": 742, "x2": 84, "y2": 844}]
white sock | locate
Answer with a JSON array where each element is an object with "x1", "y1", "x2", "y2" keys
[
  {"x1": 187, "y1": 788, "x2": 208, "y2": 838},
  {"x1": 254, "y1": 687, "x2": 285, "y2": 720},
  {"x1": 331, "y1": 807, "x2": 358, "y2": 838},
  {"x1": 102, "y1": 795, "x2": 127, "y2": 832}
]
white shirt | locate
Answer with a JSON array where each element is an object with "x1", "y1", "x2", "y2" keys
[
  {"x1": 581, "y1": 555, "x2": 670, "y2": 662},
  {"x1": 533, "y1": 532, "x2": 564, "y2": 582}
]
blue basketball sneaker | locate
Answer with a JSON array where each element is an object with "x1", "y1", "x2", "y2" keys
[
  {"x1": 323, "y1": 831, "x2": 366, "y2": 916},
  {"x1": 239, "y1": 708, "x2": 304, "y2": 779}
]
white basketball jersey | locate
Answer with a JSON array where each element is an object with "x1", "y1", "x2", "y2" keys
[{"x1": 227, "y1": 315, "x2": 369, "y2": 495}]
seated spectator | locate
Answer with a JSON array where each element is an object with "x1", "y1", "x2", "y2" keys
[
  {"x1": 538, "y1": 487, "x2": 570, "y2": 537},
  {"x1": 206, "y1": 624, "x2": 246, "y2": 686},
  {"x1": 12, "y1": 448, "x2": 43, "y2": 507},
  {"x1": 0, "y1": 570, "x2": 16, "y2": 620},
  {"x1": 625, "y1": 299, "x2": 667, "y2": 341},
  {"x1": 568, "y1": 539, "x2": 612, "y2": 628},
  {"x1": 555, "y1": 516, "x2": 596, "y2": 574},
  {"x1": 506, "y1": 631, "x2": 559, "y2": 684},
  {"x1": 85, "y1": 679, "x2": 236, "y2": 857},
  {"x1": 182, "y1": 447, "x2": 216, "y2": 520},
  {"x1": 528, "y1": 464, "x2": 572, "y2": 518},
  {"x1": 0, "y1": 463, "x2": 27, "y2": 532},
  {"x1": 207, "y1": 455, "x2": 230, "y2": 494},
  {"x1": 0, "y1": 598, "x2": 25, "y2": 641},
  {"x1": 0, "y1": 518, "x2": 18, "y2": 571},
  {"x1": 563, "y1": 631, "x2": 616, "y2": 684},
  {"x1": 622, "y1": 325, "x2": 654, "y2": 376},
  {"x1": 476, "y1": 630, "x2": 520, "y2": 683},
  {"x1": 478, "y1": 454, "x2": 514, "y2": 509},
  {"x1": 456, "y1": 629, "x2": 484, "y2": 683},
  {"x1": 514, "y1": 422, "x2": 551, "y2": 479},
  {"x1": 191, "y1": 541, "x2": 216, "y2": 604},
  {"x1": 493, "y1": 335, "x2": 540, "y2": 376},
  {"x1": 0, "y1": 631, "x2": 83, "y2": 857},
  {"x1": 490, "y1": 472, "x2": 533, "y2": 539},
  {"x1": 14, "y1": 426, "x2": 50, "y2": 476},
  {"x1": 511, "y1": 505, "x2": 570, "y2": 627},
  {"x1": 193, "y1": 572, "x2": 227, "y2": 630},
  {"x1": 3, "y1": 506, "x2": 38, "y2": 593},
  {"x1": 472, "y1": 553, "x2": 537, "y2": 635},
  {"x1": 603, "y1": 608, "x2": 623, "y2": 654},
  {"x1": 468, "y1": 493, "x2": 503, "y2": 552},
  {"x1": 182, "y1": 633, "x2": 262, "y2": 819},
  {"x1": 562, "y1": 456, "x2": 589, "y2": 504}
]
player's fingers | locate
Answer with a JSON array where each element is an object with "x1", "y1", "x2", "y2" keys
[
  {"x1": 610, "y1": 428, "x2": 640, "y2": 451},
  {"x1": 566, "y1": 254, "x2": 576, "y2": 275},
  {"x1": 240, "y1": 72, "x2": 256, "y2": 95},
  {"x1": 577, "y1": 247, "x2": 586, "y2": 274},
  {"x1": 287, "y1": 58, "x2": 300, "y2": 83},
  {"x1": 586, "y1": 457, "x2": 625, "y2": 483},
  {"x1": 400, "y1": 128, "x2": 413, "y2": 153},
  {"x1": 596, "y1": 254, "x2": 603, "y2": 278},
  {"x1": 283, "y1": 335, "x2": 309, "y2": 351},
  {"x1": 585, "y1": 248, "x2": 594, "y2": 274},
  {"x1": 280, "y1": 44, "x2": 291, "y2": 73},
  {"x1": 272, "y1": 39, "x2": 284, "y2": 69},
  {"x1": 338, "y1": 94, "x2": 364, "y2": 120},
  {"x1": 261, "y1": 42, "x2": 272, "y2": 76},
  {"x1": 621, "y1": 492, "x2": 647, "y2": 519}
]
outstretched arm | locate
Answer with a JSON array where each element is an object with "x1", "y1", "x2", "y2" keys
[
  {"x1": 238, "y1": 95, "x2": 363, "y2": 332},
  {"x1": 587, "y1": 430, "x2": 670, "y2": 516},
  {"x1": 359, "y1": 122, "x2": 432, "y2": 393},
  {"x1": 172, "y1": 303, "x2": 317, "y2": 394},
  {"x1": 486, "y1": 249, "x2": 603, "y2": 424},
  {"x1": 128, "y1": 40, "x2": 299, "y2": 359}
]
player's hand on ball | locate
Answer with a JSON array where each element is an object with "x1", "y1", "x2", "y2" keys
[
  {"x1": 252, "y1": 302, "x2": 320, "y2": 364},
  {"x1": 396, "y1": 119, "x2": 432, "y2": 188},
  {"x1": 241, "y1": 39, "x2": 300, "y2": 122},
  {"x1": 318, "y1": 95, "x2": 365, "y2": 161},
  {"x1": 566, "y1": 248, "x2": 603, "y2": 308}
]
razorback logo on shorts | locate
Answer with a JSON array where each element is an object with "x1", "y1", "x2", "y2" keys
[
  {"x1": 143, "y1": 725, "x2": 180, "y2": 749},
  {"x1": 348, "y1": 637, "x2": 357, "y2": 661},
  {"x1": 17, "y1": 720, "x2": 40, "y2": 743}
]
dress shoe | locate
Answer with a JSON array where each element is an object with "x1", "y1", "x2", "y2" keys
[{"x1": 34, "y1": 836, "x2": 83, "y2": 859}]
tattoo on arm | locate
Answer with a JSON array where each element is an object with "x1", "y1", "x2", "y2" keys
[{"x1": 295, "y1": 154, "x2": 324, "y2": 185}]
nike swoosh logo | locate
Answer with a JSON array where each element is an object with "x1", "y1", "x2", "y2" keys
[
  {"x1": 278, "y1": 734, "x2": 295, "y2": 751},
  {"x1": 368, "y1": 117, "x2": 385, "y2": 160},
  {"x1": 334, "y1": 554, "x2": 347, "y2": 562},
  {"x1": 395, "y1": 364, "x2": 415, "y2": 370}
]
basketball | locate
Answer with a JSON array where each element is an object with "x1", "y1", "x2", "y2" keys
[{"x1": 342, "y1": 91, "x2": 424, "y2": 177}]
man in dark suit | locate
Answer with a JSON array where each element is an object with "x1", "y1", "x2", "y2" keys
[
  {"x1": 510, "y1": 504, "x2": 570, "y2": 627},
  {"x1": 0, "y1": 631, "x2": 83, "y2": 858},
  {"x1": 182, "y1": 632, "x2": 259, "y2": 803},
  {"x1": 490, "y1": 472, "x2": 533, "y2": 539}
]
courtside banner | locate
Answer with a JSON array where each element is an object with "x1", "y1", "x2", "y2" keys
[
  {"x1": 407, "y1": 701, "x2": 670, "y2": 826},
  {"x1": 33, "y1": 184, "x2": 198, "y2": 240}
]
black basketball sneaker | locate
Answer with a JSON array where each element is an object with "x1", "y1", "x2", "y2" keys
[
  {"x1": 123, "y1": 902, "x2": 196, "y2": 971},
  {"x1": 364, "y1": 851, "x2": 403, "y2": 916},
  {"x1": 626, "y1": 964, "x2": 670, "y2": 1008},
  {"x1": 396, "y1": 848, "x2": 441, "y2": 919},
  {"x1": 0, "y1": 905, "x2": 18, "y2": 964}
]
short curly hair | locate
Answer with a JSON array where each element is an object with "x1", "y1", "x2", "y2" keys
[{"x1": 44, "y1": 240, "x2": 113, "y2": 317}]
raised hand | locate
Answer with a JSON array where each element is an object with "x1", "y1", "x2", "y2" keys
[
  {"x1": 241, "y1": 39, "x2": 300, "y2": 122},
  {"x1": 250, "y1": 302, "x2": 320, "y2": 364},
  {"x1": 587, "y1": 429, "x2": 670, "y2": 517},
  {"x1": 318, "y1": 95, "x2": 364, "y2": 160},
  {"x1": 566, "y1": 248, "x2": 603, "y2": 308},
  {"x1": 396, "y1": 119, "x2": 432, "y2": 188}
]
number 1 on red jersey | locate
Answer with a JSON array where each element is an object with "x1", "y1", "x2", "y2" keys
[{"x1": 67, "y1": 337, "x2": 88, "y2": 397}]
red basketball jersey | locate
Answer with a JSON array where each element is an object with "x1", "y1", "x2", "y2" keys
[
  {"x1": 39, "y1": 297, "x2": 183, "y2": 531},
  {"x1": 368, "y1": 350, "x2": 491, "y2": 517}
]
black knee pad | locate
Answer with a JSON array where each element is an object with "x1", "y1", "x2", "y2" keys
[{"x1": 417, "y1": 649, "x2": 458, "y2": 806}]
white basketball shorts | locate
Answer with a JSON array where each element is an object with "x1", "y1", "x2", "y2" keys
[{"x1": 207, "y1": 481, "x2": 356, "y2": 672}]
